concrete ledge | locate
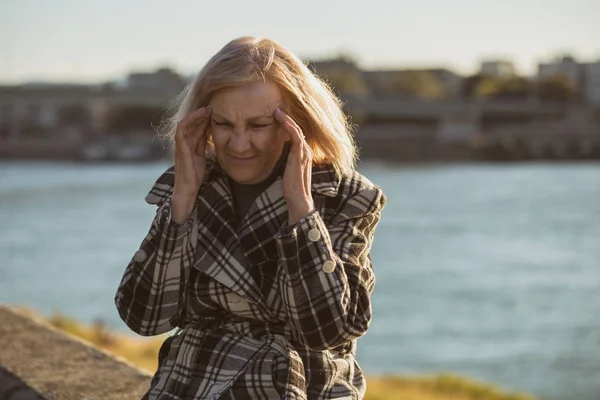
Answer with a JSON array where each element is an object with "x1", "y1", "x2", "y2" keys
[{"x1": 0, "y1": 305, "x2": 151, "y2": 400}]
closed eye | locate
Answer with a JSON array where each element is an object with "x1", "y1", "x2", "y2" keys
[
  {"x1": 213, "y1": 119, "x2": 233, "y2": 127},
  {"x1": 212, "y1": 119, "x2": 271, "y2": 129},
  {"x1": 250, "y1": 123, "x2": 272, "y2": 129}
]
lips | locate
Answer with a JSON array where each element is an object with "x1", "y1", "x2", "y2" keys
[{"x1": 229, "y1": 155, "x2": 257, "y2": 163}]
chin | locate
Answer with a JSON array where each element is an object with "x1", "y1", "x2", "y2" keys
[{"x1": 226, "y1": 168, "x2": 261, "y2": 184}]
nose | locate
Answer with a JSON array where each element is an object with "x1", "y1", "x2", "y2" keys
[{"x1": 228, "y1": 130, "x2": 251, "y2": 154}]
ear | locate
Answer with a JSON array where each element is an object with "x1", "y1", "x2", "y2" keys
[
  {"x1": 205, "y1": 126, "x2": 215, "y2": 153},
  {"x1": 206, "y1": 142, "x2": 216, "y2": 154}
]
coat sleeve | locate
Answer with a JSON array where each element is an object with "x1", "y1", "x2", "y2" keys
[
  {"x1": 274, "y1": 184, "x2": 386, "y2": 350},
  {"x1": 114, "y1": 170, "x2": 198, "y2": 336}
]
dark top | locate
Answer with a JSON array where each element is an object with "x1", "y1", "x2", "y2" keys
[{"x1": 229, "y1": 142, "x2": 290, "y2": 224}]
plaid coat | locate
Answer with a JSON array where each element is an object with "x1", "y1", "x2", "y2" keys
[{"x1": 115, "y1": 156, "x2": 386, "y2": 399}]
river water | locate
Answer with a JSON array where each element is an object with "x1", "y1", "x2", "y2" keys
[{"x1": 1, "y1": 161, "x2": 599, "y2": 399}]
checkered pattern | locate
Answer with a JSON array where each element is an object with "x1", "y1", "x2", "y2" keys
[{"x1": 115, "y1": 155, "x2": 386, "y2": 399}]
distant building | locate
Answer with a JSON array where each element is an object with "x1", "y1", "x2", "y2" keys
[
  {"x1": 0, "y1": 84, "x2": 97, "y2": 142},
  {"x1": 362, "y1": 70, "x2": 406, "y2": 97},
  {"x1": 426, "y1": 68, "x2": 463, "y2": 97},
  {"x1": 362, "y1": 68, "x2": 462, "y2": 99},
  {"x1": 306, "y1": 57, "x2": 371, "y2": 96},
  {"x1": 538, "y1": 55, "x2": 600, "y2": 105},
  {"x1": 582, "y1": 61, "x2": 600, "y2": 105},
  {"x1": 307, "y1": 57, "x2": 358, "y2": 73},
  {"x1": 538, "y1": 55, "x2": 581, "y2": 84},
  {"x1": 125, "y1": 67, "x2": 186, "y2": 94},
  {"x1": 0, "y1": 79, "x2": 175, "y2": 145},
  {"x1": 480, "y1": 60, "x2": 516, "y2": 78},
  {"x1": 479, "y1": 60, "x2": 516, "y2": 78},
  {"x1": 307, "y1": 58, "x2": 463, "y2": 99}
]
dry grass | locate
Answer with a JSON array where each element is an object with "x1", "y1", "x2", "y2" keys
[
  {"x1": 45, "y1": 311, "x2": 537, "y2": 400},
  {"x1": 47, "y1": 311, "x2": 163, "y2": 373},
  {"x1": 364, "y1": 375, "x2": 535, "y2": 400}
]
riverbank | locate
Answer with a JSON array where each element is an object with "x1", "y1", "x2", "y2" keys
[{"x1": 2, "y1": 306, "x2": 537, "y2": 400}]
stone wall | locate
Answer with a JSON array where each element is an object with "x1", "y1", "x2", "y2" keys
[{"x1": 0, "y1": 305, "x2": 151, "y2": 400}]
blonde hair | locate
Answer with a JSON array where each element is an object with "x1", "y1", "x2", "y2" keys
[{"x1": 159, "y1": 36, "x2": 357, "y2": 173}]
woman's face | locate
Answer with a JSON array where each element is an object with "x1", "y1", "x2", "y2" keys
[{"x1": 209, "y1": 81, "x2": 288, "y2": 185}]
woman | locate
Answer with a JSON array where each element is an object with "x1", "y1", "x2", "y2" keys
[{"x1": 115, "y1": 36, "x2": 386, "y2": 399}]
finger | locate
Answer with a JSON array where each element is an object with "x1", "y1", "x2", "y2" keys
[
  {"x1": 190, "y1": 105, "x2": 212, "y2": 131},
  {"x1": 186, "y1": 107, "x2": 211, "y2": 152},
  {"x1": 274, "y1": 108, "x2": 303, "y2": 145},
  {"x1": 175, "y1": 117, "x2": 190, "y2": 142},
  {"x1": 176, "y1": 125, "x2": 195, "y2": 161},
  {"x1": 174, "y1": 142, "x2": 179, "y2": 173},
  {"x1": 286, "y1": 122, "x2": 303, "y2": 156},
  {"x1": 174, "y1": 121, "x2": 188, "y2": 155},
  {"x1": 188, "y1": 105, "x2": 211, "y2": 125},
  {"x1": 178, "y1": 106, "x2": 211, "y2": 138},
  {"x1": 195, "y1": 130, "x2": 207, "y2": 157},
  {"x1": 176, "y1": 130, "x2": 193, "y2": 161},
  {"x1": 175, "y1": 114, "x2": 197, "y2": 156},
  {"x1": 178, "y1": 111, "x2": 200, "y2": 135},
  {"x1": 304, "y1": 148, "x2": 312, "y2": 195},
  {"x1": 190, "y1": 117, "x2": 209, "y2": 154}
]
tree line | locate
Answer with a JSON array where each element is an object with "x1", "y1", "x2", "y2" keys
[{"x1": 311, "y1": 60, "x2": 577, "y2": 102}]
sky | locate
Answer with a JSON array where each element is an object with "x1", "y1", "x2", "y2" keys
[{"x1": 0, "y1": 0, "x2": 598, "y2": 84}]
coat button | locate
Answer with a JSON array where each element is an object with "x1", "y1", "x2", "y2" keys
[
  {"x1": 133, "y1": 249, "x2": 148, "y2": 263},
  {"x1": 322, "y1": 260, "x2": 336, "y2": 273},
  {"x1": 308, "y1": 228, "x2": 321, "y2": 242}
]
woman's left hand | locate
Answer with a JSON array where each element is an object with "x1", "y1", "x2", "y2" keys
[{"x1": 275, "y1": 108, "x2": 315, "y2": 225}]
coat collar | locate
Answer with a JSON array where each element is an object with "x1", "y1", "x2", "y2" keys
[{"x1": 143, "y1": 154, "x2": 342, "y2": 314}]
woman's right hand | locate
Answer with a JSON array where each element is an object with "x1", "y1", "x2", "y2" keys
[{"x1": 171, "y1": 106, "x2": 212, "y2": 224}]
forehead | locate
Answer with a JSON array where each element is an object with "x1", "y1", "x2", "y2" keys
[{"x1": 209, "y1": 81, "x2": 284, "y2": 118}]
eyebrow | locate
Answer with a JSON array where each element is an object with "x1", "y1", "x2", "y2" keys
[{"x1": 212, "y1": 112, "x2": 274, "y2": 123}]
